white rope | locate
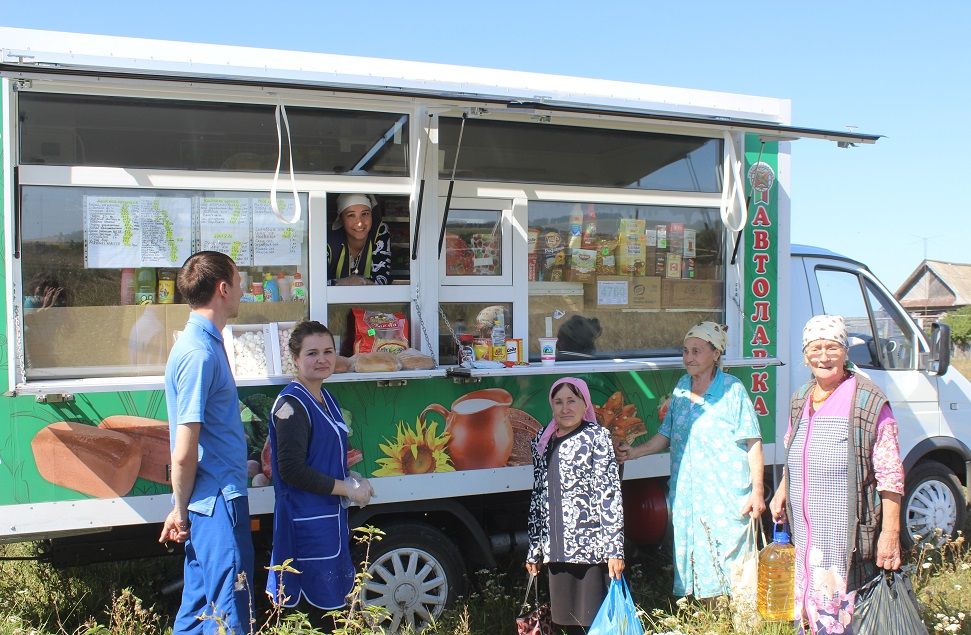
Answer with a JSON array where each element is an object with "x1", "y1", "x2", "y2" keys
[{"x1": 270, "y1": 104, "x2": 301, "y2": 224}]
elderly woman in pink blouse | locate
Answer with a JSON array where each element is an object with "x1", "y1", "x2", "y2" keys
[{"x1": 769, "y1": 315, "x2": 905, "y2": 634}]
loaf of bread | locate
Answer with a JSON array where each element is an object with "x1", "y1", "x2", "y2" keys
[
  {"x1": 353, "y1": 351, "x2": 400, "y2": 373},
  {"x1": 335, "y1": 356, "x2": 353, "y2": 373},
  {"x1": 396, "y1": 348, "x2": 435, "y2": 370},
  {"x1": 99, "y1": 415, "x2": 171, "y2": 484},
  {"x1": 31, "y1": 422, "x2": 141, "y2": 498}
]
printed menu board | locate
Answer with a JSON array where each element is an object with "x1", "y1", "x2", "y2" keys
[{"x1": 83, "y1": 196, "x2": 192, "y2": 268}]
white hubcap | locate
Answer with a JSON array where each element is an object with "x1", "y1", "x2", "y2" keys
[
  {"x1": 907, "y1": 480, "x2": 957, "y2": 540},
  {"x1": 363, "y1": 548, "x2": 449, "y2": 632}
]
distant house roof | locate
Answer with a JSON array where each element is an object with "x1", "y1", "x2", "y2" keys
[{"x1": 896, "y1": 260, "x2": 971, "y2": 312}]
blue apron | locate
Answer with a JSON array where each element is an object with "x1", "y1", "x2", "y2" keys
[{"x1": 266, "y1": 381, "x2": 355, "y2": 609}]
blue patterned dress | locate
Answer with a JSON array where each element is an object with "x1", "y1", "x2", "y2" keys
[{"x1": 660, "y1": 369, "x2": 762, "y2": 598}]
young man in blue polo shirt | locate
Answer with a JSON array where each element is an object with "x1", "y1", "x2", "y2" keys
[{"x1": 159, "y1": 251, "x2": 252, "y2": 634}]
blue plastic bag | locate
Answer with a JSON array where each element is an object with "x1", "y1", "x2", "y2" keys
[{"x1": 588, "y1": 576, "x2": 644, "y2": 635}]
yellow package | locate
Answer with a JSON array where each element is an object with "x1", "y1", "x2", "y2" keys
[{"x1": 618, "y1": 219, "x2": 647, "y2": 275}]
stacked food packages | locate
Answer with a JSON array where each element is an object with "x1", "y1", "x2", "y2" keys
[{"x1": 527, "y1": 215, "x2": 719, "y2": 310}]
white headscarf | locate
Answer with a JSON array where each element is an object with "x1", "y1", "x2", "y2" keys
[
  {"x1": 802, "y1": 314, "x2": 847, "y2": 351},
  {"x1": 684, "y1": 321, "x2": 728, "y2": 353},
  {"x1": 332, "y1": 193, "x2": 375, "y2": 230}
]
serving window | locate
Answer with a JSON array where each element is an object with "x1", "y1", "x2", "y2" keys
[
  {"x1": 526, "y1": 201, "x2": 725, "y2": 361},
  {"x1": 19, "y1": 93, "x2": 410, "y2": 176},
  {"x1": 438, "y1": 117, "x2": 722, "y2": 192},
  {"x1": 20, "y1": 186, "x2": 309, "y2": 380}
]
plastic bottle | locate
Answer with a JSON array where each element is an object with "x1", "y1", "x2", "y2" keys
[
  {"x1": 157, "y1": 269, "x2": 176, "y2": 304},
  {"x1": 291, "y1": 272, "x2": 306, "y2": 301},
  {"x1": 581, "y1": 205, "x2": 598, "y2": 248},
  {"x1": 119, "y1": 268, "x2": 136, "y2": 305},
  {"x1": 568, "y1": 205, "x2": 583, "y2": 249},
  {"x1": 491, "y1": 314, "x2": 506, "y2": 361},
  {"x1": 135, "y1": 268, "x2": 157, "y2": 305},
  {"x1": 276, "y1": 272, "x2": 290, "y2": 302},
  {"x1": 250, "y1": 280, "x2": 264, "y2": 303},
  {"x1": 758, "y1": 524, "x2": 796, "y2": 621},
  {"x1": 262, "y1": 272, "x2": 279, "y2": 302}
]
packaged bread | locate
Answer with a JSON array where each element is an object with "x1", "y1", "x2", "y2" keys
[
  {"x1": 353, "y1": 351, "x2": 400, "y2": 373},
  {"x1": 396, "y1": 348, "x2": 436, "y2": 370},
  {"x1": 31, "y1": 422, "x2": 141, "y2": 498},
  {"x1": 335, "y1": 356, "x2": 353, "y2": 373},
  {"x1": 98, "y1": 415, "x2": 171, "y2": 484},
  {"x1": 352, "y1": 308, "x2": 409, "y2": 355}
]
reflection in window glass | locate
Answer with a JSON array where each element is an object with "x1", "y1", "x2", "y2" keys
[
  {"x1": 814, "y1": 269, "x2": 879, "y2": 368},
  {"x1": 444, "y1": 210, "x2": 503, "y2": 277},
  {"x1": 19, "y1": 93, "x2": 409, "y2": 176},
  {"x1": 20, "y1": 186, "x2": 309, "y2": 380},
  {"x1": 527, "y1": 202, "x2": 723, "y2": 361},
  {"x1": 864, "y1": 280, "x2": 916, "y2": 370},
  {"x1": 439, "y1": 303, "x2": 512, "y2": 365},
  {"x1": 439, "y1": 118, "x2": 721, "y2": 191},
  {"x1": 327, "y1": 303, "x2": 412, "y2": 359}
]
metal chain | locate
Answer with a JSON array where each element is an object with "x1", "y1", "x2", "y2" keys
[
  {"x1": 438, "y1": 304, "x2": 462, "y2": 349},
  {"x1": 412, "y1": 285, "x2": 439, "y2": 366}
]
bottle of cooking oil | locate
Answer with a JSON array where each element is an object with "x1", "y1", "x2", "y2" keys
[{"x1": 757, "y1": 524, "x2": 795, "y2": 621}]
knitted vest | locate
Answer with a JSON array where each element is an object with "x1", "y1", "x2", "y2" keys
[{"x1": 787, "y1": 373, "x2": 887, "y2": 590}]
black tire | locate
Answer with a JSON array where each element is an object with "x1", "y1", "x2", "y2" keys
[
  {"x1": 361, "y1": 522, "x2": 467, "y2": 632},
  {"x1": 902, "y1": 460, "x2": 968, "y2": 549}
]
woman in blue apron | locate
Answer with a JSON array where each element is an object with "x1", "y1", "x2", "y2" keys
[{"x1": 266, "y1": 320, "x2": 373, "y2": 620}]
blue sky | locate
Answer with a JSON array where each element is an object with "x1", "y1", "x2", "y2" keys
[{"x1": 4, "y1": 1, "x2": 969, "y2": 290}]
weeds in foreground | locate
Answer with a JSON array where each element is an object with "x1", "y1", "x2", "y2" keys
[{"x1": 2, "y1": 523, "x2": 969, "y2": 634}]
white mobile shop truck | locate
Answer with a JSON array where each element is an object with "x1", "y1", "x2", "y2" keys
[{"x1": 0, "y1": 27, "x2": 967, "y2": 630}]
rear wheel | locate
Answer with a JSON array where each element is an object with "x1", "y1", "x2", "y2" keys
[
  {"x1": 361, "y1": 522, "x2": 466, "y2": 632},
  {"x1": 902, "y1": 460, "x2": 967, "y2": 548}
]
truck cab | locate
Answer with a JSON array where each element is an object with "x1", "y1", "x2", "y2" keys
[{"x1": 789, "y1": 245, "x2": 971, "y2": 544}]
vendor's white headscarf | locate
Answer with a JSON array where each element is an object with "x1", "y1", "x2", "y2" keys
[
  {"x1": 332, "y1": 193, "x2": 375, "y2": 230},
  {"x1": 684, "y1": 321, "x2": 728, "y2": 353},
  {"x1": 802, "y1": 314, "x2": 847, "y2": 351}
]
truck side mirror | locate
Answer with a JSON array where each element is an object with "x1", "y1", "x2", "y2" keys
[{"x1": 929, "y1": 322, "x2": 951, "y2": 376}]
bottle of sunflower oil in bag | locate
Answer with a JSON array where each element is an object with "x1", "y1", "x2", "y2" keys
[{"x1": 757, "y1": 524, "x2": 795, "y2": 621}]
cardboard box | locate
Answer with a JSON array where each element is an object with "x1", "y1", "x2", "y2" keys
[
  {"x1": 629, "y1": 276, "x2": 662, "y2": 309},
  {"x1": 583, "y1": 275, "x2": 629, "y2": 309},
  {"x1": 223, "y1": 323, "x2": 277, "y2": 377},
  {"x1": 662, "y1": 279, "x2": 724, "y2": 309}
]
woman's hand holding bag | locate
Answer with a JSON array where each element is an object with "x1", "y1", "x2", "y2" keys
[
  {"x1": 853, "y1": 570, "x2": 928, "y2": 635},
  {"x1": 589, "y1": 576, "x2": 644, "y2": 635},
  {"x1": 516, "y1": 572, "x2": 553, "y2": 635}
]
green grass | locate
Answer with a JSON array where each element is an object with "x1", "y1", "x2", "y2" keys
[{"x1": 2, "y1": 521, "x2": 970, "y2": 635}]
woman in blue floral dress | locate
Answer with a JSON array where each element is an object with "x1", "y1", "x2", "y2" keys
[{"x1": 619, "y1": 322, "x2": 764, "y2": 598}]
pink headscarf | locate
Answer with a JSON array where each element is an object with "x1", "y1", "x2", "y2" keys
[{"x1": 536, "y1": 377, "x2": 597, "y2": 454}]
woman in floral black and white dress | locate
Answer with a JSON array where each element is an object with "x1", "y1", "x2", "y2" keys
[{"x1": 526, "y1": 377, "x2": 624, "y2": 635}]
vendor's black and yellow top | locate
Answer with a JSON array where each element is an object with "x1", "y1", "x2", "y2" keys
[{"x1": 326, "y1": 222, "x2": 393, "y2": 285}]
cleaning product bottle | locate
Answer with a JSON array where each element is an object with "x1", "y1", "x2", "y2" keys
[
  {"x1": 120, "y1": 268, "x2": 136, "y2": 305},
  {"x1": 135, "y1": 268, "x2": 157, "y2": 305},
  {"x1": 157, "y1": 269, "x2": 176, "y2": 304},
  {"x1": 276, "y1": 271, "x2": 290, "y2": 302},
  {"x1": 291, "y1": 272, "x2": 306, "y2": 301},
  {"x1": 262, "y1": 272, "x2": 279, "y2": 302},
  {"x1": 758, "y1": 523, "x2": 795, "y2": 621}
]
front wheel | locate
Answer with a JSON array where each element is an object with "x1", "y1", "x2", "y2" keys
[
  {"x1": 902, "y1": 460, "x2": 968, "y2": 548},
  {"x1": 361, "y1": 522, "x2": 467, "y2": 633}
]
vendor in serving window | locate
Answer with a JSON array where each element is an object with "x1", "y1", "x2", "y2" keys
[{"x1": 327, "y1": 193, "x2": 393, "y2": 286}]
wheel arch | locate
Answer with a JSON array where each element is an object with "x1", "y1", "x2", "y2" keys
[
  {"x1": 903, "y1": 437, "x2": 971, "y2": 486},
  {"x1": 348, "y1": 499, "x2": 496, "y2": 571}
]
